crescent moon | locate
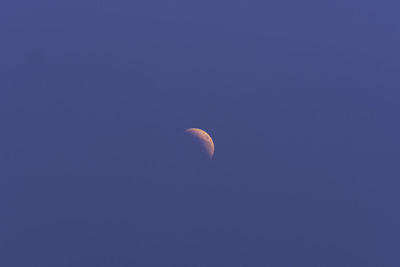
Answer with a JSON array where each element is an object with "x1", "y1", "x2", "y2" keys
[{"x1": 185, "y1": 128, "x2": 215, "y2": 158}]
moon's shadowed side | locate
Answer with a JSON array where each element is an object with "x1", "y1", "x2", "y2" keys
[{"x1": 182, "y1": 131, "x2": 213, "y2": 163}]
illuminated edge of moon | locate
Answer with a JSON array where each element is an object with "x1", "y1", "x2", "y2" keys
[{"x1": 185, "y1": 128, "x2": 215, "y2": 158}]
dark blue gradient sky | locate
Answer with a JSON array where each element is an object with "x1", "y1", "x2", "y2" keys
[{"x1": 1, "y1": 1, "x2": 400, "y2": 266}]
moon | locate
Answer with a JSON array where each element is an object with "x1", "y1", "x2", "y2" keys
[{"x1": 185, "y1": 128, "x2": 215, "y2": 159}]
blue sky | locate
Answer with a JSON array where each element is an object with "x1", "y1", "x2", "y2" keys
[{"x1": 1, "y1": 0, "x2": 400, "y2": 266}]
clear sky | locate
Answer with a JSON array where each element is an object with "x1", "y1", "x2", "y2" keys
[{"x1": 1, "y1": 0, "x2": 400, "y2": 266}]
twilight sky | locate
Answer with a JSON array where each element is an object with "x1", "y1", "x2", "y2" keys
[{"x1": 1, "y1": 0, "x2": 400, "y2": 266}]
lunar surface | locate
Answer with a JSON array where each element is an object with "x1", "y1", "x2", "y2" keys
[{"x1": 185, "y1": 128, "x2": 215, "y2": 158}]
